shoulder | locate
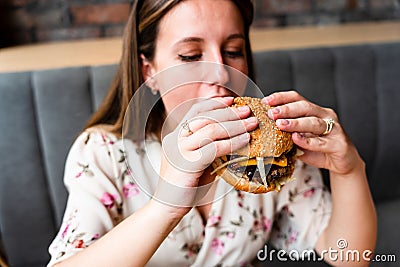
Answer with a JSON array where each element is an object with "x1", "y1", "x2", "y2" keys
[
  {"x1": 78, "y1": 125, "x2": 120, "y2": 146},
  {"x1": 69, "y1": 125, "x2": 122, "y2": 157},
  {"x1": 64, "y1": 125, "x2": 126, "y2": 182}
]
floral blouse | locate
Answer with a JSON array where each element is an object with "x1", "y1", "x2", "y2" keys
[{"x1": 47, "y1": 127, "x2": 332, "y2": 267}]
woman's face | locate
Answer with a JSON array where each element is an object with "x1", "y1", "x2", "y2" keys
[{"x1": 142, "y1": 0, "x2": 248, "y2": 117}]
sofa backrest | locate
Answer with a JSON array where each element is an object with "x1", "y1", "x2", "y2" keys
[
  {"x1": 1, "y1": 42, "x2": 400, "y2": 266},
  {"x1": 254, "y1": 42, "x2": 400, "y2": 204},
  {"x1": 0, "y1": 65, "x2": 117, "y2": 266}
]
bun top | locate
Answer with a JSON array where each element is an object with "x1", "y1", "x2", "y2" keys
[{"x1": 233, "y1": 97, "x2": 293, "y2": 158}]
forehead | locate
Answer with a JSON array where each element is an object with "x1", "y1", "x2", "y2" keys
[{"x1": 158, "y1": 0, "x2": 245, "y2": 40}]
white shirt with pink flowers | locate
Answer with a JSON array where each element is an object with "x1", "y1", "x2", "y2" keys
[{"x1": 47, "y1": 127, "x2": 331, "y2": 267}]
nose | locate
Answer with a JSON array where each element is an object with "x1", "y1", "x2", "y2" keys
[
  {"x1": 212, "y1": 63, "x2": 230, "y2": 86},
  {"x1": 205, "y1": 53, "x2": 230, "y2": 86}
]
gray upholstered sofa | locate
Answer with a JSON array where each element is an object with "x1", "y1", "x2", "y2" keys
[{"x1": 1, "y1": 42, "x2": 400, "y2": 267}]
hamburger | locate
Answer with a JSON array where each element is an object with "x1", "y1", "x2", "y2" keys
[{"x1": 211, "y1": 97, "x2": 296, "y2": 194}]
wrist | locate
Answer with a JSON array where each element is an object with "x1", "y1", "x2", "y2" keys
[
  {"x1": 331, "y1": 148, "x2": 366, "y2": 177},
  {"x1": 330, "y1": 157, "x2": 366, "y2": 181},
  {"x1": 148, "y1": 198, "x2": 189, "y2": 223}
]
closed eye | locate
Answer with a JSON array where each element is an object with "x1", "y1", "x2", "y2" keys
[
  {"x1": 224, "y1": 50, "x2": 244, "y2": 58},
  {"x1": 178, "y1": 54, "x2": 202, "y2": 62}
]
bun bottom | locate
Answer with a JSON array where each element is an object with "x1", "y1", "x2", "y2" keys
[{"x1": 212, "y1": 158, "x2": 295, "y2": 194}]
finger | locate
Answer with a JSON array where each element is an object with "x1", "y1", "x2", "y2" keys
[
  {"x1": 185, "y1": 97, "x2": 234, "y2": 119},
  {"x1": 292, "y1": 131, "x2": 343, "y2": 153},
  {"x1": 197, "y1": 132, "x2": 250, "y2": 164},
  {"x1": 267, "y1": 100, "x2": 333, "y2": 121},
  {"x1": 262, "y1": 90, "x2": 306, "y2": 106},
  {"x1": 179, "y1": 105, "x2": 252, "y2": 138},
  {"x1": 189, "y1": 105, "x2": 251, "y2": 133},
  {"x1": 275, "y1": 116, "x2": 327, "y2": 135},
  {"x1": 183, "y1": 117, "x2": 258, "y2": 150},
  {"x1": 295, "y1": 149, "x2": 327, "y2": 170}
]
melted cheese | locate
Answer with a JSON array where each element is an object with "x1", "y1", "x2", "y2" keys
[
  {"x1": 273, "y1": 156, "x2": 288, "y2": 167},
  {"x1": 236, "y1": 156, "x2": 287, "y2": 167}
]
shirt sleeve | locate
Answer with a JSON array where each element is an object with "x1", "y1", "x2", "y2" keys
[
  {"x1": 47, "y1": 129, "x2": 126, "y2": 266},
  {"x1": 269, "y1": 160, "x2": 332, "y2": 254}
]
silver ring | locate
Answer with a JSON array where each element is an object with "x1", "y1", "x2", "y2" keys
[
  {"x1": 181, "y1": 120, "x2": 193, "y2": 135},
  {"x1": 322, "y1": 118, "x2": 335, "y2": 135}
]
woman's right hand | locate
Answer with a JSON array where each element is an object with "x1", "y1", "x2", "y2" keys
[{"x1": 155, "y1": 97, "x2": 258, "y2": 214}]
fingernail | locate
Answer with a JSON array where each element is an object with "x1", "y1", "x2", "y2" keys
[
  {"x1": 245, "y1": 117, "x2": 258, "y2": 124},
  {"x1": 237, "y1": 106, "x2": 249, "y2": 112},
  {"x1": 272, "y1": 108, "x2": 280, "y2": 114},
  {"x1": 262, "y1": 95, "x2": 273, "y2": 104},
  {"x1": 296, "y1": 132, "x2": 305, "y2": 139},
  {"x1": 240, "y1": 132, "x2": 249, "y2": 141},
  {"x1": 268, "y1": 108, "x2": 280, "y2": 119},
  {"x1": 296, "y1": 148, "x2": 304, "y2": 156},
  {"x1": 267, "y1": 109, "x2": 274, "y2": 119},
  {"x1": 277, "y1": 119, "x2": 289, "y2": 126}
]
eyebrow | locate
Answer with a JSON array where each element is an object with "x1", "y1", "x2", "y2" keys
[
  {"x1": 175, "y1": 37, "x2": 203, "y2": 45},
  {"x1": 174, "y1": 33, "x2": 245, "y2": 46},
  {"x1": 226, "y1": 33, "x2": 246, "y2": 41}
]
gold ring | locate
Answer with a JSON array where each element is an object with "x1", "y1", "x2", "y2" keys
[
  {"x1": 181, "y1": 120, "x2": 193, "y2": 135},
  {"x1": 322, "y1": 118, "x2": 335, "y2": 135}
]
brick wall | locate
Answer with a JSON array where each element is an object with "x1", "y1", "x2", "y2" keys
[
  {"x1": 0, "y1": 0, "x2": 132, "y2": 48},
  {"x1": 0, "y1": 0, "x2": 399, "y2": 48},
  {"x1": 253, "y1": 0, "x2": 400, "y2": 27}
]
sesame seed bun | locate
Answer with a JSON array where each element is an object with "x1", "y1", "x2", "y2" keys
[
  {"x1": 233, "y1": 97, "x2": 293, "y2": 158},
  {"x1": 211, "y1": 97, "x2": 296, "y2": 194}
]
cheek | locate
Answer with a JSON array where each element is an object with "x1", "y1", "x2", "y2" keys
[
  {"x1": 227, "y1": 52, "x2": 249, "y2": 74},
  {"x1": 234, "y1": 60, "x2": 249, "y2": 74},
  {"x1": 227, "y1": 64, "x2": 249, "y2": 96}
]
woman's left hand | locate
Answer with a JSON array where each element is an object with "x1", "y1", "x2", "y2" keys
[{"x1": 263, "y1": 90, "x2": 363, "y2": 176}]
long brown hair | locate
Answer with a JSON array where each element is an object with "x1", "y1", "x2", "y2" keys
[{"x1": 85, "y1": 0, "x2": 255, "y2": 139}]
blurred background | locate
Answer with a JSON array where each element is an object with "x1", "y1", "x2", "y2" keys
[
  {"x1": 1, "y1": 1, "x2": 400, "y2": 267},
  {"x1": 0, "y1": 0, "x2": 399, "y2": 48}
]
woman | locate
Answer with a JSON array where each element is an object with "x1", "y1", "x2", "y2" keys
[{"x1": 48, "y1": 0, "x2": 376, "y2": 266}]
